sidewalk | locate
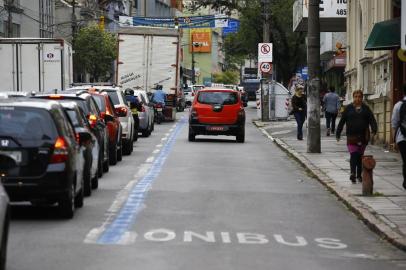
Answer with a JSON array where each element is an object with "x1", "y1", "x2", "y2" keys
[{"x1": 254, "y1": 118, "x2": 406, "y2": 251}]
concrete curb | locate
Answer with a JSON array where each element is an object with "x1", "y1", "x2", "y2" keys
[{"x1": 253, "y1": 120, "x2": 406, "y2": 251}]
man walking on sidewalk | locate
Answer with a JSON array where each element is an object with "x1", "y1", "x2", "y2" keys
[
  {"x1": 323, "y1": 86, "x2": 340, "y2": 136},
  {"x1": 391, "y1": 84, "x2": 406, "y2": 189}
]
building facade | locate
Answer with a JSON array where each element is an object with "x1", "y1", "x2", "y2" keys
[
  {"x1": 181, "y1": 2, "x2": 226, "y2": 86},
  {"x1": 345, "y1": 0, "x2": 395, "y2": 146},
  {"x1": 2, "y1": 0, "x2": 55, "y2": 38},
  {"x1": 136, "y1": 0, "x2": 175, "y2": 17}
]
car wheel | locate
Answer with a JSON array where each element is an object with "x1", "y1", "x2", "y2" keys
[
  {"x1": 59, "y1": 180, "x2": 75, "y2": 219},
  {"x1": 98, "y1": 151, "x2": 103, "y2": 178},
  {"x1": 75, "y1": 177, "x2": 84, "y2": 208},
  {"x1": 133, "y1": 129, "x2": 138, "y2": 142},
  {"x1": 142, "y1": 128, "x2": 151, "y2": 137},
  {"x1": 188, "y1": 127, "x2": 195, "y2": 142},
  {"x1": 123, "y1": 139, "x2": 132, "y2": 155},
  {"x1": 91, "y1": 168, "x2": 99, "y2": 189},
  {"x1": 83, "y1": 166, "x2": 92, "y2": 197},
  {"x1": 109, "y1": 142, "x2": 118, "y2": 165},
  {"x1": 236, "y1": 127, "x2": 245, "y2": 143},
  {"x1": 117, "y1": 138, "x2": 123, "y2": 162},
  {"x1": 103, "y1": 146, "x2": 109, "y2": 173},
  {"x1": 0, "y1": 208, "x2": 9, "y2": 270}
]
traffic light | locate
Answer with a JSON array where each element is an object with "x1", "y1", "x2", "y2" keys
[
  {"x1": 99, "y1": 15, "x2": 105, "y2": 31},
  {"x1": 174, "y1": 17, "x2": 179, "y2": 29}
]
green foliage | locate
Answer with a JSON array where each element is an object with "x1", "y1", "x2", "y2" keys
[
  {"x1": 73, "y1": 24, "x2": 117, "y2": 82},
  {"x1": 199, "y1": 0, "x2": 307, "y2": 86},
  {"x1": 212, "y1": 70, "x2": 239, "y2": 84}
]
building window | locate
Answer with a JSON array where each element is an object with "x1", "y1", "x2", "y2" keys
[
  {"x1": 4, "y1": 22, "x2": 21, "y2": 37},
  {"x1": 39, "y1": 0, "x2": 53, "y2": 38}
]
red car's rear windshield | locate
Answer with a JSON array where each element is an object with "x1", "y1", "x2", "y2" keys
[{"x1": 197, "y1": 91, "x2": 238, "y2": 105}]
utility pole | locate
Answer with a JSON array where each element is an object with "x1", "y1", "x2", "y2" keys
[
  {"x1": 261, "y1": 0, "x2": 270, "y2": 122},
  {"x1": 191, "y1": 32, "x2": 196, "y2": 85},
  {"x1": 6, "y1": 0, "x2": 13, "y2": 37},
  {"x1": 307, "y1": 0, "x2": 321, "y2": 153},
  {"x1": 71, "y1": 0, "x2": 77, "y2": 39}
]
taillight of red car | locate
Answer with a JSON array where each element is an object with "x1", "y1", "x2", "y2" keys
[
  {"x1": 50, "y1": 137, "x2": 69, "y2": 163},
  {"x1": 88, "y1": 114, "x2": 98, "y2": 128}
]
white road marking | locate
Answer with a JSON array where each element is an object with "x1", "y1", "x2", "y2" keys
[
  {"x1": 146, "y1": 156, "x2": 155, "y2": 163},
  {"x1": 152, "y1": 149, "x2": 160, "y2": 154},
  {"x1": 87, "y1": 228, "x2": 350, "y2": 250}
]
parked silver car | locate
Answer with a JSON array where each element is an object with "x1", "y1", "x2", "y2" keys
[
  {"x1": 133, "y1": 90, "x2": 154, "y2": 137},
  {"x1": 90, "y1": 86, "x2": 135, "y2": 155},
  {"x1": 0, "y1": 181, "x2": 9, "y2": 270}
]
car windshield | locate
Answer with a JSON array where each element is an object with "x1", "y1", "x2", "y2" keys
[
  {"x1": 0, "y1": 106, "x2": 57, "y2": 140},
  {"x1": 184, "y1": 87, "x2": 192, "y2": 93},
  {"x1": 197, "y1": 91, "x2": 238, "y2": 105}
]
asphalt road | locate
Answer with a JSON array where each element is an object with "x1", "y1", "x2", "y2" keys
[{"x1": 6, "y1": 103, "x2": 406, "y2": 270}]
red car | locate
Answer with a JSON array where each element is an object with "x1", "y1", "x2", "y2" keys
[
  {"x1": 188, "y1": 88, "x2": 246, "y2": 143},
  {"x1": 88, "y1": 90, "x2": 123, "y2": 165}
]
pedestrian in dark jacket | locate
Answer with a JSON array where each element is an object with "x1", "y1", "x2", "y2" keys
[
  {"x1": 391, "y1": 84, "x2": 406, "y2": 189},
  {"x1": 291, "y1": 85, "x2": 306, "y2": 140},
  {"x1": 323, "y1": 86, "x2": 340, "y2": 136},
  {"x1": 336, "y1": 90, "x2": 378, "y2": 183}
]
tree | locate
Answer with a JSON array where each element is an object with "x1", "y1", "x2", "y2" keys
[
  {"x1": 73, "y1": 24, "x2": 117, "y2": 82},
  {"x1": 192, "y1": 0, "x2": 307, "y2": 86},
  {"x1": 212, "y1": 70, "x2": 239, "y2": 84}
]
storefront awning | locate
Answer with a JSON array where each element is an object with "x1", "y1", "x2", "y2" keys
[{"x1": 365, "y1": 18, "x2": 400, "y2": 50}]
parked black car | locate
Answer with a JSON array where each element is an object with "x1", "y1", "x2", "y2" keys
[
  {"x1": 0, "y1": 99, "x2": 87, "y2": 218},
  {"x1": 0, "y1": 182, "x2": 9, "y2": 270},
  {"x1": 59, "y1": 101, "x2": 99, "y2": 197},
  {"x1": 33, "y1": 91, "x2": 110, "y2": 176}
]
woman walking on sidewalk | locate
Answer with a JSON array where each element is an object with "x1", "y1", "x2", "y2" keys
[
  {"x1": 336, "y1": 90, "x2": 377, "y2": 183},
  {"x1": 291, "y1": 85, "x2": 307, "y2": 140},
  {"x1": 391, "y1": 84, "x2": 406, "y2": 189}
]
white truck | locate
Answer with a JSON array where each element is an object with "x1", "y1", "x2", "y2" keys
[
  {"x1": 116, "y1": 27, "x2": 181, "y2": 120},
  {"x1": 0, "y1": 38, "x2": 73, "y2": 93}
]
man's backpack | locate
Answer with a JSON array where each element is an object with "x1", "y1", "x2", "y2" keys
[{"x1": 399, "y1": 101, "x2": 406, "y2": 136}]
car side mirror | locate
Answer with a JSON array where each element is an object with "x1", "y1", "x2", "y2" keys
[
  {"x1": 114, "y1": 107, "x2": 127, "y2": 117},
  {"x1": 78, "y1": 131, "x2": 92, "y2": 144},
  {"x1": 104, "y1": 113, "x2": 114, "y2": 122}
]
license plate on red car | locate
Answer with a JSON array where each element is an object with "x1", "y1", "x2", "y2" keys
[{"x1": 206, "y1": 126, "x2": 225, "y2": 131}]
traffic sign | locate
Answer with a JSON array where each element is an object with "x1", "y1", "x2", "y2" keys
[
  {"x1": 258, "y1": 43, "x2": 273, "y2": 62},
  {"x1": 259, "y1": 62, "x2": 272, "y2": 73}
]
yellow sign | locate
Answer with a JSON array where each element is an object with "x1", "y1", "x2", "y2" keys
[{"x1": 190, "y1": 29, "x2": 211, "y2": 53}]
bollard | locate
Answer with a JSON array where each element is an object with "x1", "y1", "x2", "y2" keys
[{"x1": 362, "y1": 155, "x2": 376, "y2": 196}]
